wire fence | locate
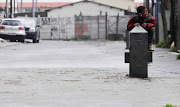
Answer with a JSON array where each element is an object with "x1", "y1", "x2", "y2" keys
[{"x1": 39, "y1": 15, "x2": 130, "y2": 40}]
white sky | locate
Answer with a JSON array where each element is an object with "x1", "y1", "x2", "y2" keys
[
  {"x1": 0, "y1": 0, "x2": 82, "y2": 3},
  {"x1": 0, "y1": 0, "x2": 146, "y2": 3}
]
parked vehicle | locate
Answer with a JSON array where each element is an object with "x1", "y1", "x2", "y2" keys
[
  {"x1": 0, "y1": 19, "x2": 26, "y2": 42},
  {"x1": 16, "y1": 17, "x2": 41, "y2": 43}
]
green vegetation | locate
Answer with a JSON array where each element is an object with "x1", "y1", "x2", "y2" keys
[
  {"x1": 170, "y1": 46, "x2": 178, "y2": 53},
  {"x1": 177, "y1": 54, "x2": 180, "y2": 60},
  {"x1": 163, "y1": 104, "x2": 177, "y2": 107},
  {"x1": 71, "y1": 36, "x2": 89, "y2": 41},
  {"x1": 156, "y1": 41, "x2": 170, "y2": 48}
]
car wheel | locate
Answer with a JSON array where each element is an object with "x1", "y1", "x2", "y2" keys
[
  {"x1": 10, "y1": 39, "x2": 16, "y2": 42},
  {"x1": 33, "y1": 31, "x2": 40, "y2": 43},
  {"x1": 33, "y1": 38, "x2": 37, "y2": 43},
  {"x1": 37, "y1": 34, "x2": 40, "y2": 43},
  {"x1": 19, "y1": 36, "x2": 25, "y2": 43},
  {"x1": 37, "y1": 39, "x2": 39, "y2": 43}
]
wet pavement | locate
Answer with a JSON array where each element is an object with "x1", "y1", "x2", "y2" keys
[{"x1": 0, "y1": 40, "x2": 179, "y2": 107}]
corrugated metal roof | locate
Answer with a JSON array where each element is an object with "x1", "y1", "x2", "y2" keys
[
  {"x1": 0, "y1": 2, "x2": 71, "y2": 8},
  {"x1": 45, "y1": 0, "x2": 128, "y2": 11},
  {"x1": 92, "y1": 0, "x2": 136, "y2": 12}
]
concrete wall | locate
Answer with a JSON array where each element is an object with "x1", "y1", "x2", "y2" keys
[
  {"x1": 47, "y1": 1, "x2": 124, "y2": 17},
  {"x1": 40, "y1": 17, "x2": 75, "y2": 40}
]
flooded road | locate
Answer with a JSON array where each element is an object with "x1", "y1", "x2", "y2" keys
[{"x1": 0, "y1": 40, "x2": 180, "y2": 107}]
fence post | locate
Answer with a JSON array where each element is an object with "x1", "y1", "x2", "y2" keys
[
  {"x1": 105, "y1": 12, "x2": 108, "y2": 40},
  {"x1": 98, "y1": 15, "x2": 100, "y2": 39},
  {"x1": 58, "y1": 16, "x2": 61, "y2": 39},
  {"x1": 116, "y1": 13, "x2": 119, "y2": 34},
  {"x1": 81, "y1": 14, "x2": 84, "y2": 37}
]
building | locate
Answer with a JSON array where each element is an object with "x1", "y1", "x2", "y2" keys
[
  {"x1": 0, "y1": 2, "x2": 71, "y2": 13},
  {"x1": 16, "y1": 2, "x2": 71, "y2": 13},
  {"x1": 92, "y1": 0, "x2": 136, "y2": 12},
  {"x1": 0, "y1": 8, "x2": 4, "y2": 20},
  {"x1": 40, "y1": 0, "x2": 133, "y2": 40},
  {"x1": 45, "y1": 0, "x2": 132, "y2": 17}
]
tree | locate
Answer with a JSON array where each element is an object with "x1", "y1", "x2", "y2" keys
[
  {"x1": 160, "y1": 0, "x2": 169, "y2": 42},
  {"x1": 170, "y1": 0, "x2": 178, "y2": 46}
]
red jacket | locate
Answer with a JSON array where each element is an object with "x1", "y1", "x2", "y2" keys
[{"x1": 127, "y1": 14, "x2": 155, "y2": 31}]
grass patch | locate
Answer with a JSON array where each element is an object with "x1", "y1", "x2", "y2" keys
[
  {"x1": 163, "y1": 104, "x2": 177, "y2": 107},
  {"x1": 71, "y1": 36, "x2": 89, "y2": 41},
  {"x1": 177, "y1": 54, "x2": 180, "y2": 60},
  {"x1": 156, "y1": 41, "x2": 170, "y2": 48}
]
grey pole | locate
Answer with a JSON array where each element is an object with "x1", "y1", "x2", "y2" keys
[
  {"x1": 32, "y1": 0, "x2": 35, "y2": 17},
  {"x1": 155, "y1": 0, "x2": 159, "y2": 43},
  {"x1": 146, "y1": 0, "x2": 149, "y2": 12},
  {"x1": 151, "y1": 0, "x2": 154, "y2": 15},
  {"x1": 36, "y1": 0, "x2": 38, "y2": 12},
  {"x1": 14, "y1": 0, "x2": 15, "y2": 13},
  {"x1": 10, "y1": 0, "x2": 12, "y2": 18},
  {"x1": 21, "y1": 0, "x2": 22, "y2": 13},
  {"x1": 6, "y1": 0, "x2": 8, "y2": 18}
]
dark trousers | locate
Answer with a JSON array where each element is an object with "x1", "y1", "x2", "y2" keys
[{"x1": 147, "y1": 27, "x2": 155, "y2": 43}]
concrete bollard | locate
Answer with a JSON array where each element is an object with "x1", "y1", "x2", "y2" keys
[{"x1": 125, "y1": 26, "x2": 152, "y2": 78}]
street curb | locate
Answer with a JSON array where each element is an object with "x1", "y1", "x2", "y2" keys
[{"x1": 0, "y1": 42, "x2": 22, "y2": 48}]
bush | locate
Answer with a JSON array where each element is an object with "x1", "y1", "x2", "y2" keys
[
  {"x1": 170, "y1": 46, "x2": 178, "y2": 53},
  {"x1": 163, "y1": 104, "x2": 177, "y2": 107},
  {"x1": 71, "y1": 36, "x2": 89, "y2": 41},
  {"x1": 156, "y1": 41, "x2": 170, "y2": 48},
  {"x1": 177, "y1": 54, "x2": 180, "y2": 60}
]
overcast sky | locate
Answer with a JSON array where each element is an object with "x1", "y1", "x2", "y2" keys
[
  {"x1": 0, "y1": 0, "x2": 82, "y2": 2},
  {"x1": 0, "y1": 0, "x2": 145, "y2": 3}
]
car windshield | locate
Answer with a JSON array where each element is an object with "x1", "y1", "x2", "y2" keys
[
  {"x1": 20, "y1": 19, "x2": 36, "y2": 27},
  {"x1": 2, "y1": 20, "x2": 22, "y2": 26}
]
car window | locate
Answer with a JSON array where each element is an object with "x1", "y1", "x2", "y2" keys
[
  {"x1": 20, "y1": 19, "x2": 36, "y2": 27},
  {"x1": 2, "y1": 20, "x2": 22, "y2": 26}
]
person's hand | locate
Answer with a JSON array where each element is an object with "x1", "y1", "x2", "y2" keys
[
  {"x1": 133, "y1": 23, "x2": 140, "y2": 26},
  {"x1": 142, "y1": 23, "x2": 147, "y2": 28}
]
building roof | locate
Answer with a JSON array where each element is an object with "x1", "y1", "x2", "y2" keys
[
  {"x1": 45, "y1": 0, "x2": 128, "y2": 12},
  {"x1": 92, "y1": 0, "x2": 136, "y2": 12},
  {"x1": 0, "y1": 2, "x2": 71, "y2": 8},
  {"x1": 0, "y1": 3, "x2": 9, "y2": 8}
]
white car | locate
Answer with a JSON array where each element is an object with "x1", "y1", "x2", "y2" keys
[
  {"x1": 16, "y1": 17, "x2": 41, "y2": 43},
  {"x1": 0, "y1": 19, "x2": 26, "y2": 42}
]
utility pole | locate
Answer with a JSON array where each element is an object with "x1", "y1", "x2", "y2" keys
[
  {"x1": 6, "y1": 0, "x2": 8, "y2": 18},
  {"x1": 151, "y1": 0, "x2": 154, "y2": 15},
  {"x1": 32, "y1": 0, "x2": 35, "y2": 17},
  {"x1": 155, "y1": 0, "x2": 159, "y2": 43},
  {"x1": 21, "y1": 0, "x2": 22, "y2": 13},
  {"x1": 146, "y1": 0, "x2": 149, "y2": 12},
  {"x1": 10, "y1": 0, "x2": 12, "y2": 18},
  {"x1": 36, "y1": 0, "x2": 38, "y2": 12},
  {"x1": 14, "y1": 0, "x2": 16, "y2": 13}
]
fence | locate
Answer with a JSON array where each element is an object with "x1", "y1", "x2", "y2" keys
[{"x1": 39, "y1": 15, "x2": 130, "y2": 40}]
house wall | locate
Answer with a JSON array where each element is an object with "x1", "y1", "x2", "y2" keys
[{"x1": 47, "y1": 1, "x2": 124, "y2": 17}]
